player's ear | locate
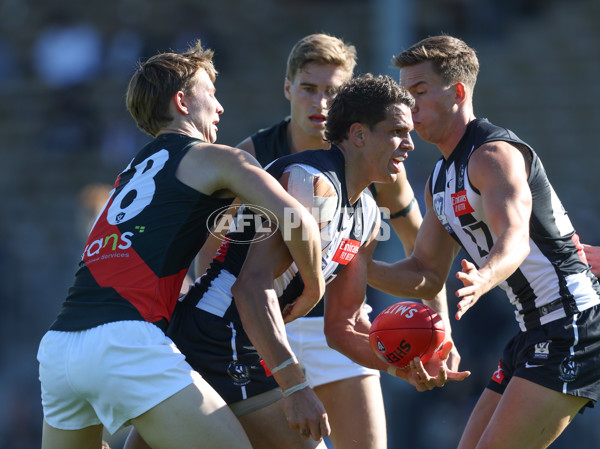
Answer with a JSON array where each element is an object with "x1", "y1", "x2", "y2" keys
[
  {"x1": 174, "y1": 91, "x2": 188, "y2": 114},
  {"x1": 349, "y1": 122, "x2": 365, "y2": 146},
  {"x1": 284, "y1": 77, "x2": 292, "y2": 101},
  {"x1": 455, "y1": 82, "x2": 467, "y2": 104}
]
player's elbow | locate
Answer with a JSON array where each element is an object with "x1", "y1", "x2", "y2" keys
[
  {"x1": 324, "y1": 322, "x2": 347, "y2": 353},
  {"x1": 419, "y1": 280, "x2": 446, "y2": 300},
  {"x1": 231, "y1": 267, "x2": 267, "y2": 301}
]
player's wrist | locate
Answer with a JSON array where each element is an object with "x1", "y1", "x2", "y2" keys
[
  {"x1": 272, "y1": 362, "x2": 306, "y2": 391},
  {"x1": 282, "y1": 380, "x2": 310, "y2": 397}
]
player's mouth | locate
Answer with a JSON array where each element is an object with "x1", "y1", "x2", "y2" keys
[
  {"x1": 309, "y1": 114, "x2": 326, "y2": 126},
  {"x1": 391, "y1": 155, "x2": 406, "y2": 172}
]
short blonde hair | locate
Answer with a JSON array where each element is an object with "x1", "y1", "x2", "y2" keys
[{"x1": 286, "y1": 33, "x2": 357, "y2": 82}]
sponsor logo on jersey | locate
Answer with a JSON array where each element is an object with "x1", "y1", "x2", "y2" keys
[
  {"x1": 332, "y1": 238, "x2": 360, "y2": 265},
  {"x1": 83, "y1": 230, "x2": 135, "y2": 264},
  {"x1": 451, "y1": 190, "x2": 474, "y2": 216}
]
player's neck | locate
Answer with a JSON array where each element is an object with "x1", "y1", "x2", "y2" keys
[
  {"x1": 287, "y1": 123, "x2": 330, "y2": 154},
  {"x1": 337, "y1": 143, "x2": 370, "y2": 205},
  {"x1": 438, "y1": 111, "x2": 475, "y2": 159}
]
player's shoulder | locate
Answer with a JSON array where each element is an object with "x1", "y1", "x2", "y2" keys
[
  {"x1": 287, "y1": 163, "x2": 337, "y2": 197},
  {"x1": 235, "y1": 136, "x2": 256, "y2": 157}
]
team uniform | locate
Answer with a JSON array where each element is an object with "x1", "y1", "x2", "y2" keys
[
  {"x1": 37, "y1": 133, "x2": 233, "y2": 433},
  {"x1": 167, "y1": 147, "x2": 380, "y2": 413},
  {"x1": 250, "y1": 117, "x2": 380, "y2": 387},
  {"x1": 430, "y1": 118, "x2": 600, "y2": 408}
]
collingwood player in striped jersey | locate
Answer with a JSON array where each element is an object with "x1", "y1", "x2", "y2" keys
[
  {"x1": 124, "y1": 74, "x2": 469, "y2": 449},
  {"x1": 369, "y1": 35, "x2": 600, "y2": 449}
]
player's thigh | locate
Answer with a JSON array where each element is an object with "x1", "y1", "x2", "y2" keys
[
  {"x1": 476, "y1": 376, "x2": 588, "y2": 449},
  {"x1": 457, "y1": 388, "x2": 501, "y2": 449},
  {"x1": 130, "y1": 380, "x2": 252, "y2": 449},
  {"x1": 41, "y1": 419, "x2": 104, "y2": 449},
  {"x1": 238, "y1": 400, "x2": 326, "y2": 449},
  {"x1": 314, "y1": 375, "x2": 386, "y2": 449}
]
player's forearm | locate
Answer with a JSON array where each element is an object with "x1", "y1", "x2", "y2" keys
[
  {"x1": 478, "y1": 227, "x2": 530, "y2": 292},
  {"x1": 424, "y1": 285, "x2": 452, "y2": 337},
  {"x1": 325, "y1": 325, "x2": 389, "y2": 372},
  {"x1": 231, "y1": 281, "x2": 306, "y2": 390},
  {"x1": 279, "y1": 206, "x2": 325, "y2": 303},
  {"x1": 367, "y1": 258, "x2": 444, "y2": 299}
]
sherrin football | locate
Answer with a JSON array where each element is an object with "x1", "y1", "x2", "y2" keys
[{"x1": 369, "y1": 301, "x2": 445, "y2": 368}]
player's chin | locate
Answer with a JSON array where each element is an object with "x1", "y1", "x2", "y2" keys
[{"x1": 380, "y1": 171, "x2": 398, "y2": 184}]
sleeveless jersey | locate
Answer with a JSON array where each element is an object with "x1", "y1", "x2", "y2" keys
[
  {"x1": 50, "y1": 133, "x2": 233, "y2": 332},
  {"x1": 185, "y1": 147, "x2": 379, "y2": 321},
  {"x1": 251, "y1": 118, "x2": 379, "y2": 315},
  {"x1": 429, "y1": 118, "x2": 600, "y2": 331},
  {"x1": 252, "y1": 117, "x2": 292, "y2": 167}
]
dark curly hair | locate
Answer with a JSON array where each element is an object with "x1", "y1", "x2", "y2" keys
[{"x1": 325, "y1": 74, "x2": 414, "y2": 145}]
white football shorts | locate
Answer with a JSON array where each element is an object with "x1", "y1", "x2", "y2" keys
[
  {"x1": 37, "y1": 320, "x2": 200, "y2": 434},
  {"x1": 286, "y1": 316, "x2": 379, "y2": 388}
]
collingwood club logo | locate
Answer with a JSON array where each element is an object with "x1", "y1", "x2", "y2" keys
[
  {"x1": 559, "y1": 356, "x2": 580, "y2": 383},
  {"x1": 227, "y1": 361, "x2": 251, "y2": 386}
]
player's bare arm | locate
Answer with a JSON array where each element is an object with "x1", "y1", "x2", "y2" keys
[
  {"x1": 375, "y1": 169, "x2": 460, "y2": 370},
  {"x1": 326, "y1": 216, "x2": 469, "y2": 390},
  {"x1": 323, "y1": 215, "x2": 385, "y2": 370},
  {"x1": 193, "y1": 138, "x2": 258, "y2": 278},
  {"x1": 230, "y1": 228, "x2": 330, "y2": 442},
  {"x1": 179, "y1": 143, "x2": 325, "y2": 308},
  {"x1": 235, "y1": 136, "x2": 257, "y2": 158},
  {"x1": 454, "y1": 141, "x2": 532, "y2": 319},
  {"x1": 367, "y1": 180, "x2": 460, "y2": 300}
]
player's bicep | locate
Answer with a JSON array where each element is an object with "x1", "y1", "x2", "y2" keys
[{"x1": 469, "y1": 142, "x2": 532, "y2": 238}]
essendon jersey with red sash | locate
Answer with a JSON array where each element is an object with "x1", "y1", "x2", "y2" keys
[
  {"x1": 429, "y1": 118, "x2": 600, "y2": 331},
  {"x1": 49, "y1": 133, "x2": 233, "y2": 332}
]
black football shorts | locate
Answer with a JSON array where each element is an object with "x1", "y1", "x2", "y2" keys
[{"x1": 486, "y1": 304, "x2": 600, "y2": 411}]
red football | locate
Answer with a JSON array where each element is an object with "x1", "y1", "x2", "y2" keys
[{"x1": 369, "y1": 301, "x2": 445, "y2": 368}]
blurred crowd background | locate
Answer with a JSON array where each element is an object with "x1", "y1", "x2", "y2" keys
[{"x1": 1, "y1": 0, "x2": 599, "y2": 448}]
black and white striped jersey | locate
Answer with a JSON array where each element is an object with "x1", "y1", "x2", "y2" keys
[{"x1": 430, "y1": 118, "x2": 600, "y2": 331}]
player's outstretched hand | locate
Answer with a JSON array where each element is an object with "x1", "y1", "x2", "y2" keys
[
  {"x1": 583, "y1": 244, "x2": 600, "y2": 277},
  {"x1": 281, "y1": 385, "x2": 330, "y2": 441},
  {"x1": 455, "y1": 259, "x2": 491, "y2": 320},
  {"x1": 392, "y1": 341, "x2": 470, "y2": 392}
]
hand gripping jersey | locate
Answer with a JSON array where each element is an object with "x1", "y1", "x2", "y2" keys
[
  {"x1": 186, "y1": 147, "x2": 379, "y2": 320},
  {"x1": 430, "y1": 118, "x2": 600, "y2": 331},
  {"x1": 49, "y1": 134, "x2": 233, "y2": 332}
]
